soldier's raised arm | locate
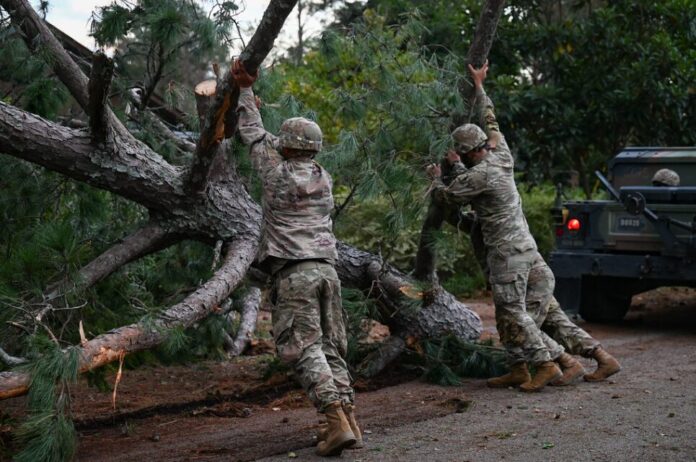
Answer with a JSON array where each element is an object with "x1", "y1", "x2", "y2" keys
[
  {"x1": 468, "y1": 62, "x2": 505, "y2": 153},
  {"x1": 426, "y1": 162, "x2": 488, "y2": 206},
  {"x1": 232, "y1": 60, "x2": 282, "y2": 178}
]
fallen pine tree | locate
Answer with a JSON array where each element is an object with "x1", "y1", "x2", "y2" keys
[{"x1": 0, "y1": 0, "x2": 514, "y2": 401}]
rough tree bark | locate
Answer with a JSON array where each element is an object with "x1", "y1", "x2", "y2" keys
[
  {"x1": 225, "y1": 286, "x2": 262, "y2": 356},
  {"x1": 414, "y1": 0, "x2": 507, "y2": 282},
  {"x1": 0, "y1": 0, "x2": 482, "y2": 399},
  {"x1": 187, "y1": 0, "x2": 299, "y2": 191}
]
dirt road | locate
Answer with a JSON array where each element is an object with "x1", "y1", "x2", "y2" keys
[
  {"x1": 259, "y1": 288, "x2": 696, "y2": 462},
  {"x1": 4, "y1": 288, "x2": 695, "y2": 461}
]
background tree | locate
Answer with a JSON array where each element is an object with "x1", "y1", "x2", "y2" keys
[{"x1": 361, "y1": 0, "x2": 696, "y2": 194}]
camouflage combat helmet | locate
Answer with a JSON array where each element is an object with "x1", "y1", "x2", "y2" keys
[
  {"x1": 278, "y1": 117, "x2": 323, "y2": 152},
  {"x1": 451, "y1": 124, "x2": 488, "y2": 155},
  {"x1": 652, "y1": 168, "x2": 680, "y2": 187}
]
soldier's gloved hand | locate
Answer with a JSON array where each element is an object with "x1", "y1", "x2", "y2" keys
[
  {"x1": 232, "y1": 59, "x2": 258, "y2": 88},
  {"x1": 426, "y1": 163, "x2": 442, "y2": 179}
]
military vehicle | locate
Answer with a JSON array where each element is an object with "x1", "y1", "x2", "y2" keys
[{"x1": 549, "y1": 147, "x2": 696, "y2": 322}]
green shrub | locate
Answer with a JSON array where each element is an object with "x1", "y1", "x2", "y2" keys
[{"x1": 519, "y1": 183, "x2": 556, "y2": 259}]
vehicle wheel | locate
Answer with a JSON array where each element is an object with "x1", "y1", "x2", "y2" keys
[{"x1": 579, "y1": 278, "x2": 631, "y2": 323}]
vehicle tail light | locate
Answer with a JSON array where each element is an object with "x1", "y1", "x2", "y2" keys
[{"x1": 567, "y1": 218, "x2": 581, "y2": 232}]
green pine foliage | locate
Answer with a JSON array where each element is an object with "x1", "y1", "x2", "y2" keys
[
  {"x1": 13, "y1": 339, "x2": 80, "y2": 462},
  {"x1": 0, "y1": 28, "x2": 70, "y2": 119},
  {"x1": 408, "y1": 336, "x2": 507, "y2": 386},
  {"x1": 90, "y1": 0, "x2": 232, "y2": 121}
]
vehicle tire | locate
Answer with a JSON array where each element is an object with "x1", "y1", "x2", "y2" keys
[{"x1": 579, "y1": 278, "x2": 631, "y2": 323}]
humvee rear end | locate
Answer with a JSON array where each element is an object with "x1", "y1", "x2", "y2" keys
[{"x1": 549, "y1": 147, "x2": 696, "y2": 322}]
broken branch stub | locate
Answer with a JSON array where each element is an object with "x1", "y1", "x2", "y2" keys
[{"x1": 194, "y1": 79, "x2": 218, "y2": 129}]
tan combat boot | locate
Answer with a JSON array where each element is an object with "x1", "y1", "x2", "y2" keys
[
  {"x1": 519, "y1": 361, "x2": 563, "y2": 392},
  {"x1": 316, "y1": 423, "x2": 327, "y2": 445},
  {"x1": 487, "y1": 362, "x2": 531, "y2": 388},
  {"x1": 316, "y1": 401, "x2": 355, "y2": 456},
  {"x1": 551, "y1": 353, "x2": 585, "y2": 386},
  {"x1": 584, "y1": 347, "x2": 621, "y2": 382},
  {"x1": 342, "y1": 403, "x2": 364, "y2": 449},
  {"x1": 316, "y1": 403, "x2": 363, "y2": 449}
]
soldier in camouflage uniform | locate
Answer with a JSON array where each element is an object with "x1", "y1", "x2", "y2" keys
[
  {"x1": 460, "y1": 212, "x2": 620, "y2": 383},
  {"x1": 427, "y1": 62, "x2": 563, "y2": 392},
  {"x1": 494, "y1": 229, "x2": 619, "y2": 383},
  {"x1": 430, "y1": 62, "x2": 620, "y2": 385},
  {"x1": 232, "y1": 60, "x2": 360, "y2": 456}
]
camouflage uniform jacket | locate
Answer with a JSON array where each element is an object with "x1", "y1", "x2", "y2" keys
[
  {"x1": 237, "y1": 87, "x2": 338, "y2": 265},
  {"x1": 433, "y1": 87, "x2": 537, "y2": 257}
]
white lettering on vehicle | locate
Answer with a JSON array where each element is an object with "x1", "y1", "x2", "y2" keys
[{"x1": 619, "y1": 218, "x2": 641, "y2": 228}]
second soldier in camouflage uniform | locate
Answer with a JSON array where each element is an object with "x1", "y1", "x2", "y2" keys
[
  {"x1": 462, "y1": 213, "x2": 620, "y2": 383},
  {"x1": 427, "y1": 62, "x2": 565, "y2": 392},
  {"x1": 502, "y1": 236, "x2": 619, "y2": 383},
  {"x1": 432, "y1": 62, "x2": 620, "y2": 386},
  {"x1": 232, "y1": 60, "x2": 360, "y2": 456}
]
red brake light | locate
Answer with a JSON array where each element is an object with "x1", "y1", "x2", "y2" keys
[{"x1": 567, "y1": 218, "x2": 581, "y2": 231}]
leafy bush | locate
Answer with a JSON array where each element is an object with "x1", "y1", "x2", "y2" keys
[{"x1": 519, "y1": 182, "x2": 556, "y2": 259}]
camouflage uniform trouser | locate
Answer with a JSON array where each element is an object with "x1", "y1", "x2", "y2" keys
[
  {"x1": 527, "y1": 257, "x2": 600, "y2": 357},
  {"x1": 488, "y1": 249, "x2": 564, "y2": 366},
  {"x1": 271, "y1": 260, "x2": 354, "y2": 412}
]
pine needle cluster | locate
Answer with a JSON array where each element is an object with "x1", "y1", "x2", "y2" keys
[
  {"x1": 13, "y1": 338, "x2": 80, "y2": 462},
  {"x1": 406, "y1": 336, "x2": 507, "y2": 386}
]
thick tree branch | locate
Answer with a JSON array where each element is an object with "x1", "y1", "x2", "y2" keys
[
  {"x1": 227, "y1": 286, "x2": 261, "y2": 356},
  {"x1": 0, "y1": 101, "x2": 185, "y2": 212},
  {"x1": 336, "y1": 242, "x2": 481, "y2": 342},
  {"x1": 187, "y1": 0, "x2": 299, "y2": 192},
  {"x1": 0, "y1": 237, "x2": 258, "y2": 400},
  {"x1": 456, "y1": 0, "x2": 506, "y2": 124},
  {"x1": 1, "y1": 0, "x2": 89, "y2": 107},
  {"x1": 0, "y1": 372, "x2": 28, "y2": 399},
  {"x1": 467, "y1": 1, "x2": 506, "y2": 70},
  {"x1": 87, "y1": 52, "x2": 115, "y2": 144},
  {"x1": 414, "y1": 0, "x2": 506, "y2": 281},
  {"x1": 0, "y1": 346, "x2": 27, "y2": 366},
  {"x1": 0, "y1": 100, "x2": 263, "y2": 242},
  {"x1": 43, "y1": 222, "x2": 176, "y2": 303},
  {"x1": 1, "y1": 0, "x2": 130, "y2": 139}
]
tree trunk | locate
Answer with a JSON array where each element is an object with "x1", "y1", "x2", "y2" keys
[
  {"x1": 414, "y1": 0, "x2": 507, "y2": 282},
  {"x1": 0, "y1": 0, "x2": 483, "y2": 399},
  {"x1": 356, "y1": 336, "x2": 406, "y2": 378}
]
